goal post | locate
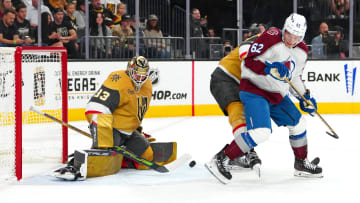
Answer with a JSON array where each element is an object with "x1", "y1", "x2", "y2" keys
[{"x1": 0, "y1": 47, "x2": 68, "y2": 181}]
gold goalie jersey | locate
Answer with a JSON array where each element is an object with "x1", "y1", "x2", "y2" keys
[
  {"x1": 218, "y1": 34, "x2": 260, "y2": 83},
  {"x1": 85, "y1": 70, "x2": 152, "y2": 133}
]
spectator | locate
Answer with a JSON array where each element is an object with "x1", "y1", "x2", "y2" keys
[
  {"x1": 26, "y1": 0, "x2": 53, "y2": 27},
  {"x1": 48, "y1": 0, "x2": 68, "y2": 11},
  {"x1": 49, "y1": 8, "x2": 78, "y2": 58},
  {"x1": 208, "y1": 28, "x2": 221, "y2": 44},
  {"x1": 0, "y1": 0, "x2": 14, "y2": 19},
  {"x1": 191, "y1": 8, "x2": 209, "y2": 58},
  {"x1": 34, "y1": 12, "x2": 52, "y2": 46},
  {"x1": 331, "y1": 25, "x2": 348, "y2": 58},
  {"x1": 129, "y1": 15, "x2": 146, "y2": 56},
  {"x1": 64, "y1": 3, "x2": 79, "y2": 50},
  {"x1": 101, "y1": 0, "x2": 121, "y2": 13},
  {"x1": 311, "y1": 22, "x2": 328, "y2": 58},
  {"x1": 0, "y1": 9, "x2": 25, "y2": 47},
  {"x1": 242, "y1": 30, "x2": 250, "y2": 41},
  {"x1": 89, "y1": 0, "x2": 120, "y2": 28},
  {"x1": 144, "y1": 14, "x2": 170, "y2": 58},
  {"x1": 329, "y1": 0, "x2": 349, "y2": 19},
  {"x1": 73, "y1": 0, "x2": 86, "y2": 45},
  {"x1": 114, "y1": 2, "x2": 126, "y2": 24},
  {"x1": 64, "y1": 3, "x2": 78, "y2": 31},
  {"x1": 15, "y1": 3, "x2": 33, "y2": 45},
  {"x1": 191, "y1": 8, "x2": 208, "y2": 37},
  {"x1": 112, "y1": 14, "x2": 134, "y2": 58},
  {"x1": 208, "y1": 28, "x2": 215, "y2": 37},
  {"x1": 89, "y1": 12, "x2": 112, "y2": 58}
]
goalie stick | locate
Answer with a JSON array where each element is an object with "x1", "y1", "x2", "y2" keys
[
  {"x1": 30, "y1": 105, "x2": 191, "y2": 173},
  {"x1": 284, "y1": 78, "x2": 339, "y2": 139}
]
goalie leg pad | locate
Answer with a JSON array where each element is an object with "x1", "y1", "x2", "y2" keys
[
  {"x1": 85, "y1": 149, "x2": 124, "y2": 178},
  {"x1": 136, "y1": 142, "x2": 177, "y2": 170},
  {"x1": 123, "y1": 142, "x2": 177, "y2": 170}
]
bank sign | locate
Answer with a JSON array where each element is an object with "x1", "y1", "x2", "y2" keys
[{"x1": 303, "y1": 61, "x2": 359, "y2": 102}]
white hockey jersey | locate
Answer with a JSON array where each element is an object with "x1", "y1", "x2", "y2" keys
[{"x1": 240, "y1": 27, "x2": 308, "y2": 104}]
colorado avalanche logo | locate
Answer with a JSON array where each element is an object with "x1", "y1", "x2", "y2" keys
[
  {"x1": 266, "y1": 28, "x2": 279, "y2": 36},
  {"x1": 283, "y1": 58, "x2": 295, "y2": 80}
]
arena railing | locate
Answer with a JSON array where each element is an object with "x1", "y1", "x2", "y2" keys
[{"x1": 78, "y1": 36, "x2": 185, "y2": 60}]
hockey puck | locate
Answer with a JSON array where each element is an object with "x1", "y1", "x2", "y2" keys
[{"x1": 189, "y1": 160, "x2": 196, "y2": 168}]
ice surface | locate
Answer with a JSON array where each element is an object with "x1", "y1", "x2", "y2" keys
[{"x1": 1, "y1": 115, "x2": 359, "y2": 203}]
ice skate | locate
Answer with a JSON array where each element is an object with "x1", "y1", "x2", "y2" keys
[
  {"x1": 228, "y1": 149, "x2": 262, "y2": 177},
  {"x1": 228, "y1": 155, "x2": 250, "y2": 169},
  {"x1": 205, "y1": 146, "x2": 232, "y2": 184},
  {"x1": 53, "y1": 150, "x2": 88, "y2": 181},
  {"x1": 248, "y1": 149, "x2": 262, "y2": 177},
  {"x1": 294, "y1": 157, "x2": 323, "y2": 178},
  {"x1": 228, "y1": 149, "x2": 262, "y2": 169}
]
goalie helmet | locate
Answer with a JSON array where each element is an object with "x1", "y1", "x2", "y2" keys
[
  {"x1": 282, "y1": 13, "x2": 307, "y2": 44},
  {"x1": 126, "y1": 56, "x2": 150, "y2": 92}
]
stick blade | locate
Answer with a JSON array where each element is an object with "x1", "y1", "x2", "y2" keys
[
  {"x1": 165, "y1": 153, "x2": 192, "y2": 171},
  {"x1": 326, "y1": 131, "x2": 339, "y2": 139},
  {"x1": 29, "y1": 105, "x2": 44, "y2": 115}
]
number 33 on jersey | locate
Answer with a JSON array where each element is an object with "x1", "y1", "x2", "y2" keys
[{"x1": 86, "y1": 70, "x2": 152, "y2": 134}]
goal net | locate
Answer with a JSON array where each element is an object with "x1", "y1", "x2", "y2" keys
[{"x1": 0, "y1": 47, "x2": 68, "y2": 181}]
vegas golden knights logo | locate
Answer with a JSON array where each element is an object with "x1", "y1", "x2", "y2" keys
[
  {"x1": 34, "y1": 67, "x2": 45, "y2": 106},
  {"x1": 137, "y1": 96, "x2": 148, "y2": 121}
]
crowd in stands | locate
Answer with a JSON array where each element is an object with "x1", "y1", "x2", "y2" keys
[
  {"x1": 0, "y1": 0, "x2": 172, "y2": 59},
  {"x1": 0, "y1": 0, "x2": 352, "y2": 59}
]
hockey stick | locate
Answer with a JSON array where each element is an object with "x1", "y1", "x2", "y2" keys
[
  {"x1": 29, "y1": 105, "x2": 170, "y2": 173},
  {"x1": 284, "y1": 78, "x2": 339, "y2": 139}
]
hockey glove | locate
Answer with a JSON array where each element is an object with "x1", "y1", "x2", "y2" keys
[
  {"x1": 264, "y1": 61, "x2": 289, "y2": 80},
  {"x1": 298, "y1": 91, "x2": 317, "y2": 115}
]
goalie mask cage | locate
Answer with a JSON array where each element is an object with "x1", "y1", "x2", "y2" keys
[{"x1": 0, "y1": 47, "x2": 68, "y2": 181}]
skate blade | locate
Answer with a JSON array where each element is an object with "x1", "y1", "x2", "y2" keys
[
  {"x1": 228, "y1": 165, "x2": 250, "y2": 171},
  {"x1": 204, "y1": 162, "x2": 231, "y2": 184},
  {"x1": 294, "y1": 170, "x2": 323, "y2": 178},
  {"x1": 252, "y1": 163, "x2": 261, "y2": 178}
]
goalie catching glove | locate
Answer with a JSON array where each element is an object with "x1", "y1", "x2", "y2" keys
[
  {"x1": 298, "y1": 90, "x2": 317, "y2": 115},
  {"x1": 264, "y1": 61, "x2": 289, "y2": 80}
]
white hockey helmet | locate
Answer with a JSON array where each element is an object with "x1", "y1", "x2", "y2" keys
[
  {"x1": 282, "y1": 13, "x2": 307, "y2": 44},
  {"x1": 126, "y1": 56, "x2": 150, "y2": 92}
]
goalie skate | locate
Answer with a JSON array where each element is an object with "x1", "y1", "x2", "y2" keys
[
  {"x1": 53, "y1": 150, "x2": 88, "y2": 181},
  {"x1": 205, "y1": 145, "x2": 232, "y2": 184},
  {"x1": 294, "y1": 157, "x2": 323, "y2": 178}
]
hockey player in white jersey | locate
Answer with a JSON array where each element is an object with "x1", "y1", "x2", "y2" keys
[{"x1": 207, "y1": 13, "x2": 323, "y2": 184}]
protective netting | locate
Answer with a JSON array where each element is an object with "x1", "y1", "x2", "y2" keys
[{"x1": 0, "y1": 48, "x2": 66, "y2": 181}]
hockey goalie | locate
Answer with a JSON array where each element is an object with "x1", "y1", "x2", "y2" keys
[{"x1": 54, "y1": 56, "x2": 176, "y2": 180}]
